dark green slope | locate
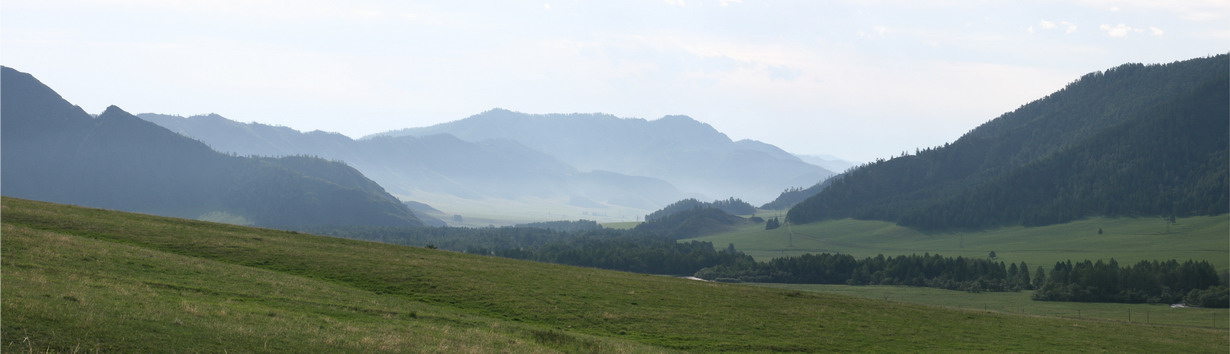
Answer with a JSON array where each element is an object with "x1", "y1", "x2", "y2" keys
[
  {"x1": 633, "y1": 207, "x2": 748, "y2": 240},
  {"x1": 0, "y1": 66, "x2": 420, "y2": 228},
  {"x1": 789, "y1": 55, "x2": 1229, "y2": 229}
]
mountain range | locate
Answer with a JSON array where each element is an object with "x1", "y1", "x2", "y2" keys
[
  {"x1": 0, "y1": 66, "x2": 422, "y2": 229},
  {"x1": 10, "y1": 54, "x2": 1216, "y2": 233},
  {"x1": 138, "y1": 113, "x2": 695, "y2": 222},
  {"x1": 787, "y1": 54, "x2": 1229, "y2": 230},
  {"x1": 372, "y1": 109, "x2": 835, "y2": 204},
  {"x1": 140, "y1": 109, "x2": 834, "y2": 222}
]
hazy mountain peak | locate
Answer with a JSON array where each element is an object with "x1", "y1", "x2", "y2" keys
[
  {"x1": 193, "y1": 113, "x2": 233, "y2": 123},
  {"x1": 99, "y1": 105, "x2": 132, "y2": 118},
  {"x1": 369, "y1": 109, "x2": 834, "y2": 203},
  {"x1": 1, "y1": 66, "x2": 92, "y2": 128},
  {"x1": 655, "y1": 114, "x2": 697, "y2": 123},
  {"x1": 483, "y1": 107, "x2": 514, "y2": 115}
]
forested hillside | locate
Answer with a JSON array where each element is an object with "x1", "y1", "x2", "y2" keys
[
  {"x1": 645, "y1": 197, "x2": 756, "y2": 221},
  {"x1": 0, "y1": 67, "x2": 421, "y2": 228},
  {"x1": 760, "y1": 177, "x2": 836, "y2": 210},
  {"x1": 788, "y1": 55, "x2": 1229, "y2": 229}
]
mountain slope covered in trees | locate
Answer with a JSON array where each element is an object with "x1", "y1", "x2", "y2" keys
[
  {"x1": 0, "y1": 66, "x2": 421, "y2": 228},
  {"x1": 788, "y1": 55, "x2": 1229, "y2": 229},
  {"x1": 371, "y1": 109, "x2": 834, "y2": 204}
]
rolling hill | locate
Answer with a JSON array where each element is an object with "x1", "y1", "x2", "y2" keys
[
  {"x1": 0, "y1": 66, "x2": 421, "y2": 229},
  {"x1": 372, "y1": 109, "x2": 835, "y2": 204},
  {"x1": 788, "y1": 55, "x2": 1229, "y2": 230},
  {"x1": 4, "y1": 197, "x2": 1226, "y2": 352}
]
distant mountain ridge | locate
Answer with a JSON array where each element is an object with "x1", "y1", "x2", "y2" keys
[
  {"x1": 370, "y1": 109, "x2": 835, "y2": 204},
  {"x1": 795, "y1": 154, "x2": 858, "y2": 173},
  {"x1": 1, "y1": 66, "x2": 421, "y2": 229},
  {"x1": 787, "y1": 55, "x2": 1229, "y2": 229},
  {"x1": 140, "y1": 112, "x2": 691, "y2": 218}
]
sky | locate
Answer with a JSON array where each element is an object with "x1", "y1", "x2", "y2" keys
[{"x1": 2, "y1": 1, "x2": 1227, "y2": 162}]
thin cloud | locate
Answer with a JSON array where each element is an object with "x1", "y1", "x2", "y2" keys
[
  {"x1": 1036, "y1": 19, "x2": 1077, "y2": 34},
  {"x1": 1076, "y1": 0, "x2": 1229, "y2": 22},
  {"x1": 1063, "y1": 22, "x2": 1077, "y2": 34},
  {"x1": 1099, "y1": 23, "x2": 1133, "y2": 37}
]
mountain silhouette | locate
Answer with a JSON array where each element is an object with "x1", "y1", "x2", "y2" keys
[{"x1": 1, "y1": 66, "x2": 422, "y2": 229}]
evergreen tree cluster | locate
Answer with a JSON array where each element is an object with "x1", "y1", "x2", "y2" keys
[
  {"x1": 527, "y1": 235, "x2": 752, "y2": 275},
  {"x1": 787, "y1": 55, "x2": 1229, "y2": 230},
  {"x1": 764, "y1": 217, "x2": 781, "y2": 230},
  {"x1": 514, "y1": 219, "x2": 603, "y2": 233},
  {"x1": 645, "y1": 197, "x2": 756, "y2": 221},
  {"x1": 1033, "y1": 259, "x2": 1226, "y2": 306},
  {"x1": 694, "y1": 253, "x2": 1036, "y2": 292},
  {"x1": 633, "y1": 207, "x2": 748, "y2": 240}
]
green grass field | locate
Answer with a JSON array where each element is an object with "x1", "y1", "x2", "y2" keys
[
  {"x1": 755, "y1": 283, "x2": 1230, "y2": 329},
  {"x1": 685, "y1": 215, "x2": 1230, "y2": 271},
  {"x1": 600, "y1": 221, "x2": 641, "y2": 230},
  {"x1": 4, "y1": 197, "x2": 1228, "y2": 352}
]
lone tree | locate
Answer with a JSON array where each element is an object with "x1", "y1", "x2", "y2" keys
[{"x1": 988, "y1": 250, "x2": 998, "y2": 260}]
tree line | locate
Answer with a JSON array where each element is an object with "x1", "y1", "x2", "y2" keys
[
  {"x1": 1033, "y1": 259, "x2": 1227, "y2": 307},
  {"x1": 306, "y1": 223, "x2": 1227, "y2": 307},
  {"x1": 694, "y1": 253, "x2": 1037, "y2": 292}
]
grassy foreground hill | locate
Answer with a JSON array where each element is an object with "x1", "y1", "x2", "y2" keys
[{"x1": 3, "y1": 197, "x2": 1227, "y2": 352}]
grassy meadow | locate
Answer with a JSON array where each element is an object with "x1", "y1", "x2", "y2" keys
[
  {"x1": 3, "y1": 197, "x2": 1228, "y2": 352},
  {"x1": 599, "y1": 221, "x2": 642, "y2": 230},
  {"x1": 756, "y1": 283, "x2": 1230, "y2": 329},
  {"x1": 686, "y1": 215, "x2": 1230, "y2": 271}
]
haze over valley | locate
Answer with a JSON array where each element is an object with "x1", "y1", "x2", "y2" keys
[
  {"x1": 2, "y1": 1, "x2": 1228, "y2": 352},
  {"x1": 139, "y1": 108, "x2": 838, "y2": 224}
]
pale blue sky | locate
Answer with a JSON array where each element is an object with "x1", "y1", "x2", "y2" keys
[{"x1": 3, "y1": 0, "x2": 1226, "y2": 161}]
